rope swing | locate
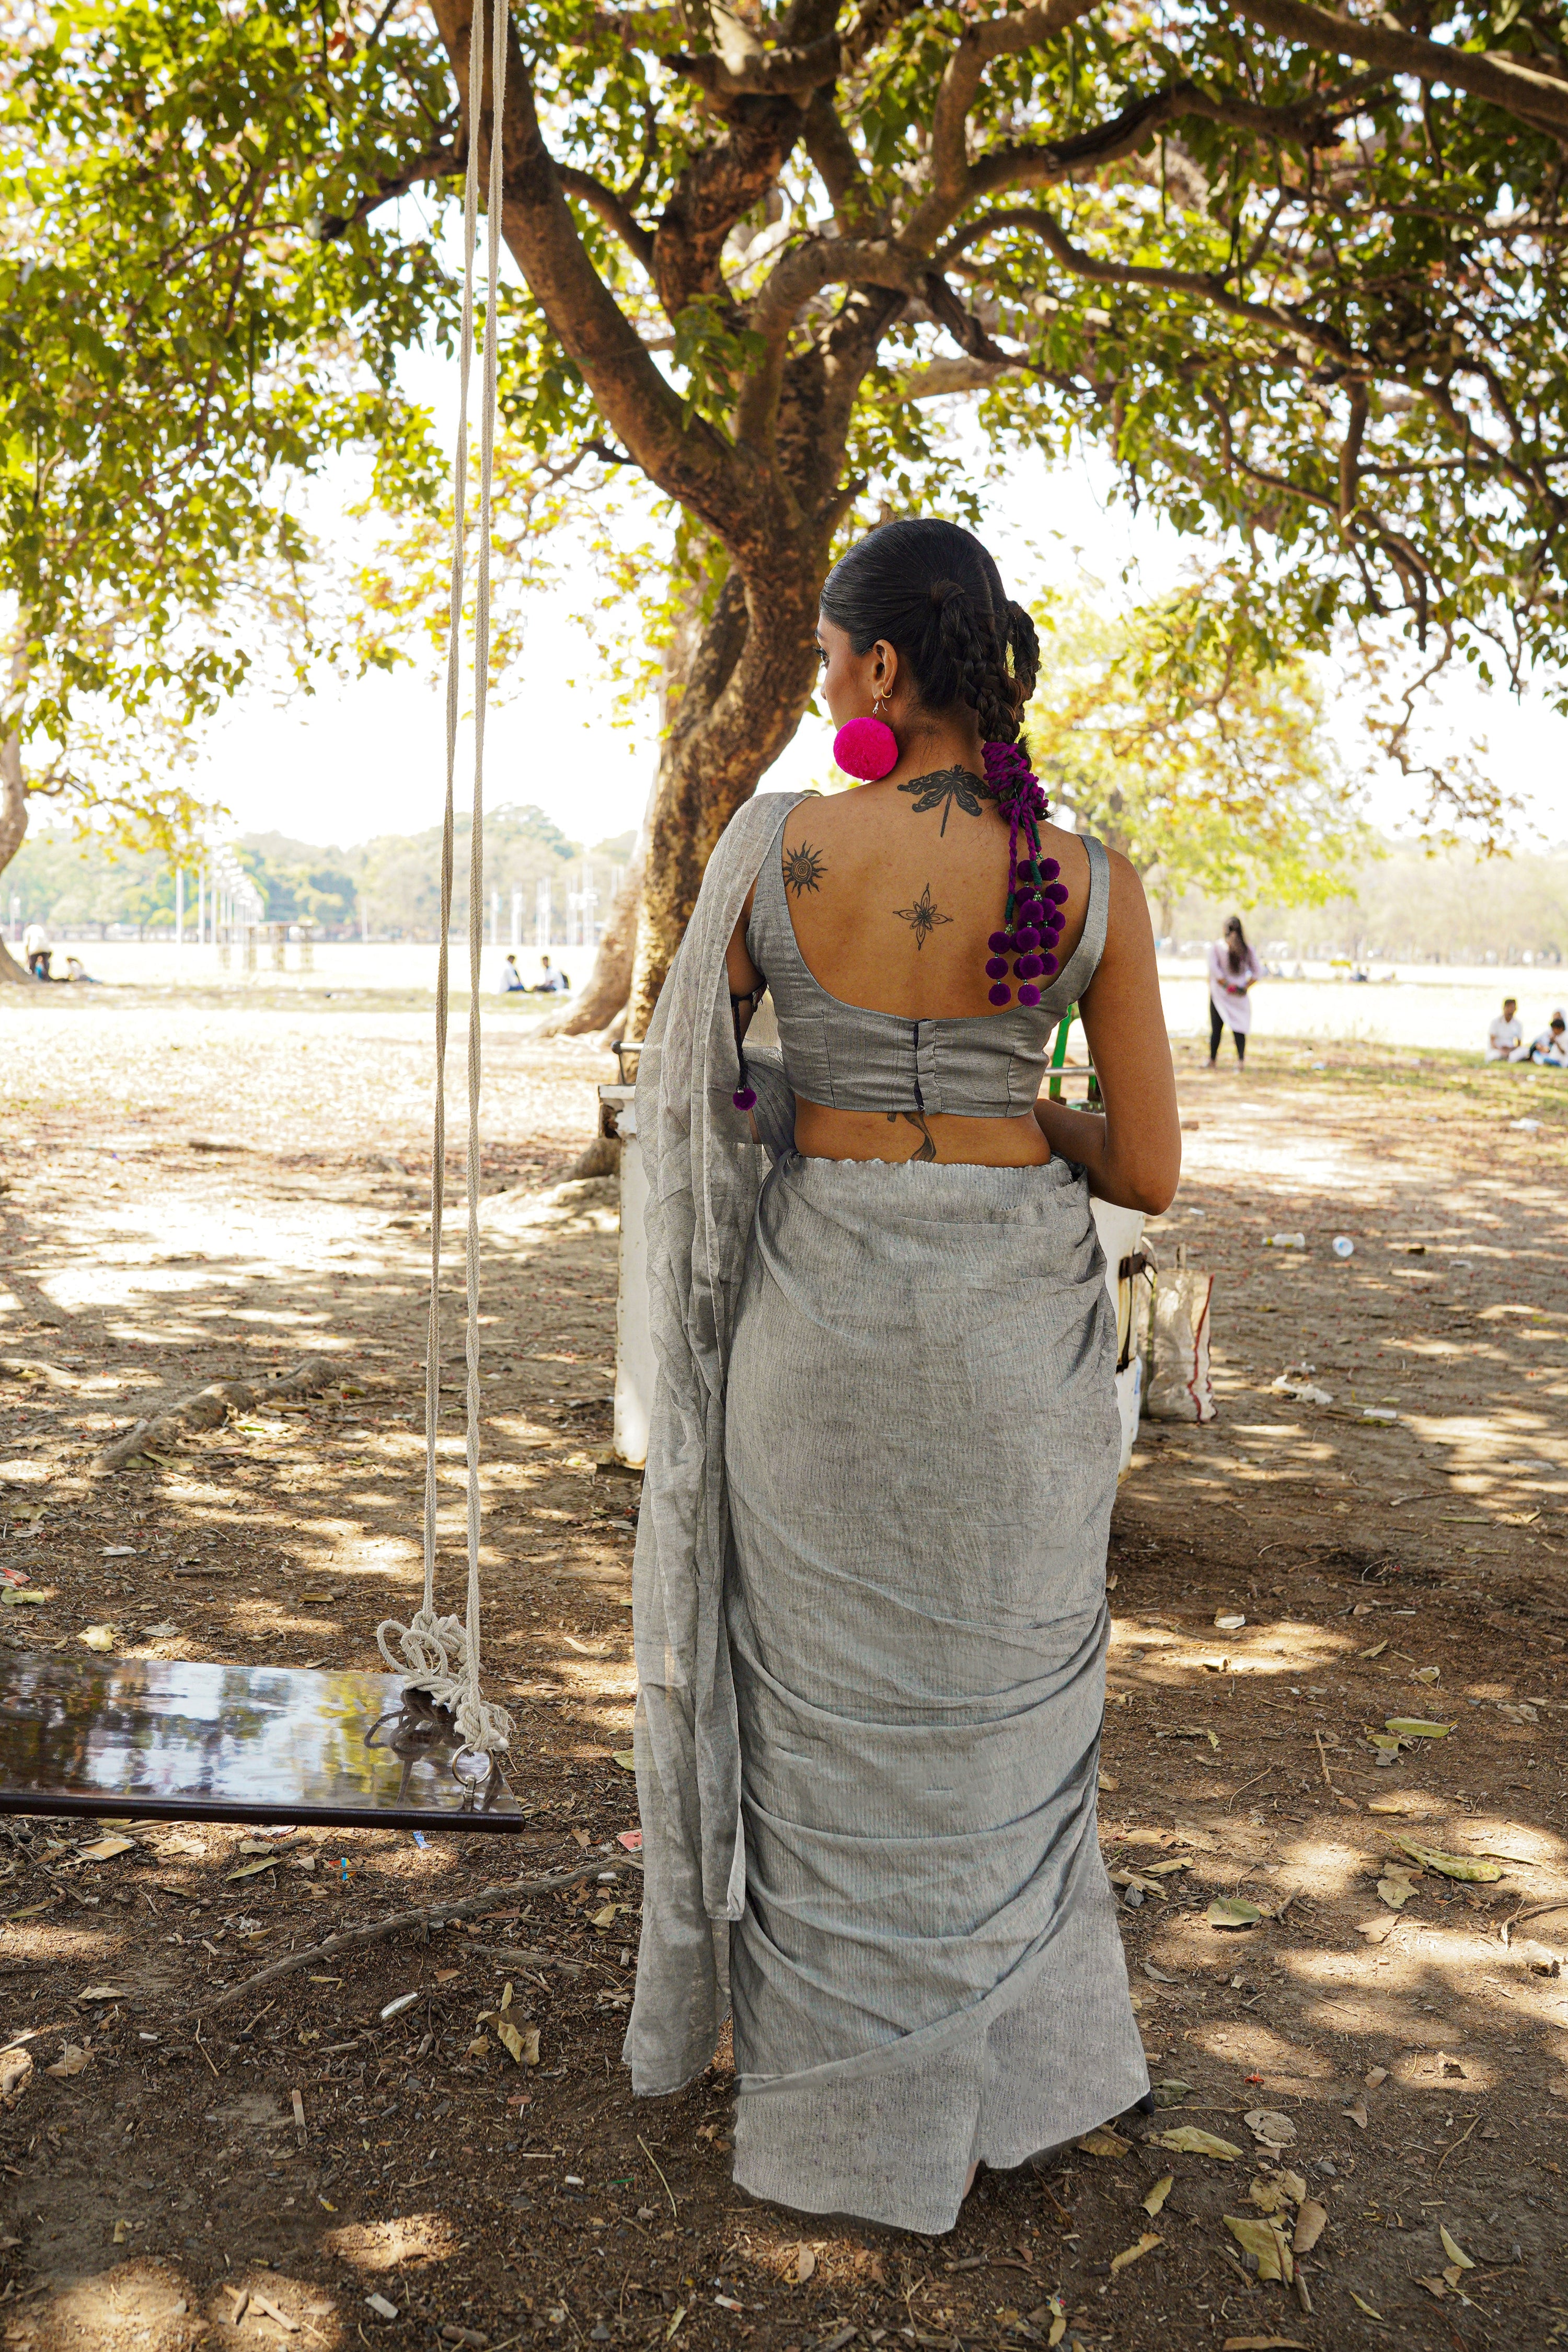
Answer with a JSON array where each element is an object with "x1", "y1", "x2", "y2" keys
[{"x1": 377, "y1": 0, "x2": 514, "y2": 1764}]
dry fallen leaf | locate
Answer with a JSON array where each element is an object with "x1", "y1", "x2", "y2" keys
[
  {"x1": 495, "y1": 2020, "x2": 539, "y2": 2067},
  {"x1": 1292, "y1": 2200, "x2": 1328, "y2": 2254},
  {"x1": 1365, "y1": 2066, "x2": 1389, "y2": 2090},
  {"x1": 1359, "y1": 1639, "x2": 1389, "y2": 1659},
  {"x1": 78, "y1": 1624, "x2": 116, "y2": 1653},
  {"x1": 1439, "y1": 2224, "x2": 1473, "y2": 2271},
  {"x1": 793, "y1": 2246, "x2": 816, "y2": 2286},
  {"x1": 1158, "y1": 2126, "x2": 1243, "y2": 2161},
  {"x1": 1342, "y1": 2096, "x2": 1369, "y2": 2130},
  {"x1": 1415, "y1": 2274, "x2": 1449, "y2": 2300},
  {"x1": 1377, "y1": 1864, "x2": 1419, "y2": 1910},
  {"x1": 1208, "y1": 1897, "x2": 1264, "y2": 1929},
  {"x1": 1395, "y1": 1836, "x2": 1504, "y2": 1884},
  {"x1": 1224, "y1": 2215, "x2": 1293, "y2": 2284},
  {"x1": 76, "y1": 1986, "x2": 132, "y2": 2004},
  {"x1": 1096, "y1": 1769, "x2": 1119, "y2": 1793},
  {"x1": 1348, "y1": 2292, "x2": 1383, "y2": 2320},
  {"x1": 1108, "y1": 2232, "x2": 1161, "y2": 2275},
  {"x1": 225, "y1": 1857, "x2": 279, "y2": 1882},
  {"x1": 76, "y1": 1835, "x2": 136, "y2": 1864},
  {"x1": 1384, "y1": 1717, "x2": 1451, "y2": 1739},
  {"x1": 612, "y1": 1750, "x2": 636, "y2": 1770},
  {"x1": 1077, "y1": 2127, "x2": 1132, "y2": 2158},
  {"x1": 1143, "y1": 2175, "x2": 1173, "y2": 2218},
  {"x1": 1244, "y1": 2111, "x2": 1297, "y2": 2148},
  {"x1": 0, "y1": 2048, "x2": 33, "y2": 2103}
]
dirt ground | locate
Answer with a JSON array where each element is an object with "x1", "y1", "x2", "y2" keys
[{"x1": 1, "y1": 981, "x2": 1565, "y2": 2352}]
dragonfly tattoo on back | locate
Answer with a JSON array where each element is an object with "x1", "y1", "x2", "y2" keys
[{"x1": 897, "y1": 766, "x2": 988, "y2": 835}]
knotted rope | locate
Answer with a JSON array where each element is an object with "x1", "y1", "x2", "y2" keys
[{"x1": 377, "y1": 0, "x2": 513, "y2": 1758}]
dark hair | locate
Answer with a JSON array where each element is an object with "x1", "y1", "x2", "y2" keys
[
  {"x1": 818, "y1": 517, "x2": 1039, "y2": 747},
  {"x1": 1224, "y1": 914, "x2": 1250, "y2": 977}
]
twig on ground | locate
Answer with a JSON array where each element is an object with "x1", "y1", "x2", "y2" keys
[
  {"x1": 1315, "y1": 1728, "x2": 1359, "y2": 1809},
  {"x1": 196, "y1": 1861, "x2": 603, "y2": 2014},
  {"x1": 637, "y1": 2133, "x2": 678, "y2": 2217},
  {"x1": 1225, "y1": 1767, "x2": 1275, "y2": 1811},
  {"x1": 1435, "y1": 2112, "x2": 1480, "y2": 2173}
]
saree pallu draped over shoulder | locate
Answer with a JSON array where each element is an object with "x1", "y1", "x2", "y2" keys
[{"x1": 624, "y1": 793, "x2": 1148, "y2": 2235}]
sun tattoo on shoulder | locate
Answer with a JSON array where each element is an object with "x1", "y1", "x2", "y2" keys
[{"x1": 783, "y1": 840, "x2": 827, "y2": 897}]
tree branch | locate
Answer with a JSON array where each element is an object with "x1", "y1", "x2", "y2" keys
[
  {"x1": 1234, "y1": 0, "x2": 1568, "y2": 139},
  {"x1": 428, "y1": 0, "x2": 742, "y2": 537},
  {"x1": 937, "y1": 203, "x2": 1357, "y2": 368},
  {"x1": 558, "y1": 166, "x2": 655, "y2": 268},
  {"x1": 663, "y1": 30, "x2": 840, "y2": 101},
  {"x1": 316, "y1": 125, "x2": 462, "y2": 241},
  {"x1": 966, "y1": 73, "x2": 1394, "y2": 202}
]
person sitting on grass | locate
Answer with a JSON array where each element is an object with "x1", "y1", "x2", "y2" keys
[
  {"x1": 1486, "y1": 997, "x2": 1523, "y2": 1060},
  {"x1": 1518, "y1": 1010, "x2": 1568, "y2": 1066},
  {"x1": 500, "y1": 953, "x2": 527, "y2": 993},
  {"x1": 527, "y1": 953, "x2": 570, "y2": 995}
]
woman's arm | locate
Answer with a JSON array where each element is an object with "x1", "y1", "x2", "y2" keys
[
  {"x1": 725, "y1": 895, "x2": 762, "y2": 1040},
  {"x1": 1033, "y1": 850, "x2": 1181, "y2": 1213}
]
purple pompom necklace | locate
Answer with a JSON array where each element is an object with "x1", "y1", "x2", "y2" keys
[{"x1": 980, "y1": 739, "x2": 1065, "y2": 1008}]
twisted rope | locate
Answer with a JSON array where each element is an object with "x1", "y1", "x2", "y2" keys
[{"x1": 377, "y1": 0, "x2": 513, "y2": 1757}]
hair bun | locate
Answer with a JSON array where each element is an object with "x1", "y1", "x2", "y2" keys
[{"x1": 927, "y1": 576, "x2": 966, "y2": 608}]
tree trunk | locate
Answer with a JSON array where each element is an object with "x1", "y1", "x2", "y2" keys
[
  {"x1": 0, "y1": 630, "x2": 33, "y2": 986},
  {"x1": 532, "y1": 836, "x2": 645, "y2": 1039},
  {"x1": 534, "y1": 574, "x2": 701, "y2": 1040},
  {"x1": 626, "y1": 560, "x2": 819, "y2": 1038}
]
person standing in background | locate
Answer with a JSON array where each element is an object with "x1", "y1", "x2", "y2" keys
[
  {"x1": 21, "y1": 920, "x2": 51, "y2": 981},
  {"x1": 1486, "y1": 997, "x2": 1523, "y2": 1060},
  {"x1": 1206, "y1": 915, "x2": 1262, "y2": 1066}
]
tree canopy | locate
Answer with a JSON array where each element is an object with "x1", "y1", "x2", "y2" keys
[{"x1": 7, "y1": 0, "x2": 1568, "y2": 1012}]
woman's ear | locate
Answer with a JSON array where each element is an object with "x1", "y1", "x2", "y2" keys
[{"x1": 870, "y1": 638, "x2": 900, "y2": 701}]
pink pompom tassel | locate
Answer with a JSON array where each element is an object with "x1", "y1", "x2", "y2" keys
[{"x1": 833, "y1": 715, "x2": 899, "y2": 781}]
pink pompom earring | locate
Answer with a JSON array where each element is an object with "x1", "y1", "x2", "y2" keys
[{"x1": 834, "y1": 691, "x2": 899, "y2": 782}]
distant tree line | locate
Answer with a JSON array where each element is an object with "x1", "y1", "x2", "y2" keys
[
  {"x1": 1171, "y1": 843, "x2": 1568, "y2": 966},
  {"x1": 5, "y1": 804, "x2": 634, "y2": 941}
]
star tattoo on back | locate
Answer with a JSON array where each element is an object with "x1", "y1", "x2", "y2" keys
[
  {"x1": 783, "y1": 840, "x2": 827, "y2": 896},
  {"x1": 897, "y1": 766, "x2": 987, "y2": 835},
  {"x1": 893, "y1": 882, "x2": 953, "y2": 950}
]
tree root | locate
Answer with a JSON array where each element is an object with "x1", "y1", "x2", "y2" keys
[
  {"x1": 98, "y1": 1352, "x2": 337, "y2": 1472},
  {"x1": 197, "y1": 1858, "x2": 604, "y2": 2014}
]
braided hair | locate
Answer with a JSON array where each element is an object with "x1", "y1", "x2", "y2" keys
[{"x1": 819, "y1": 517, "x2": 1039, "y2": 752}]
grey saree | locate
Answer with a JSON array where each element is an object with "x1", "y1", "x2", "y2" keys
[{"x1": 623, "y1": 792, "x2": 1146, "y2": 2235}]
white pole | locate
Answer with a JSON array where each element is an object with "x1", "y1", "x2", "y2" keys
[
  {"x1": 510, "y1": 886, "x2": 522, "y2": 949},
  {"x1": 175, "y1": 867, "x2": 185, "y2": 949},
  {"x1": 491, "y1": 887, "x2": 499, "y2": 949}
]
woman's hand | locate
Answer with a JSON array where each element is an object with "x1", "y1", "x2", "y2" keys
[{"x1": 1033, "y1": 851, "x2": 1180, "y2": 1214}]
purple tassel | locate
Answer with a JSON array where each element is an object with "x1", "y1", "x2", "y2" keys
[
  {"x1": 733, "y1": 1085, "x2": 756, "y2": 1111},
  {"x1": 988, "y1": 982, "x2": 1012, "y2": 1006}
]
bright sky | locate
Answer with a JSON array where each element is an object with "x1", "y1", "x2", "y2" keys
[{"x1": 192, "y1": 345, "x2": 1568, "y2": 858}]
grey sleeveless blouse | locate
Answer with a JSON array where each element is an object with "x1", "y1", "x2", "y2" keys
[{"x1": 746, "y1": 793, "x2": 1110, "y2": 1119}]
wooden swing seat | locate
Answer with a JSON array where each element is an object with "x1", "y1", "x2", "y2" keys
[{"x1": 0, "y1": 1650, "x2": 525, "y2": 1831}]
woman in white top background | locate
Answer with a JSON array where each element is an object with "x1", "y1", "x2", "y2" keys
[{"x1": 1207, "y1": 915, "x2": 1262, "y2": 1066}]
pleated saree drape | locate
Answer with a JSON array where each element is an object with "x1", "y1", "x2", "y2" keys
[{"x1": 624, "y1": 794, "x2": 1146, "y2": 2234}]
